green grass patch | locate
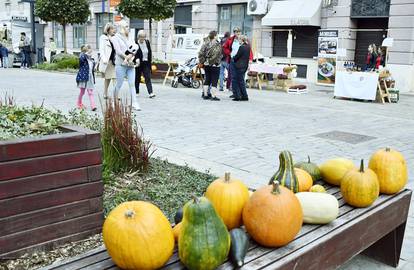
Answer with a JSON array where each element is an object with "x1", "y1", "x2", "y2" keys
[{"x1": 104, "y1": 158, "x2": 215, "y2": 222}]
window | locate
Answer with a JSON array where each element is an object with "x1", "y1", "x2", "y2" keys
[
  {"x1": 174, "y1": 5, "x2": 192, "y2": 34},
  {"x1": 73, "y1": 25, "x2": 86, "y2": 49},
  {"x1": 218, "y1": 4, "x2": 253, "y2": 38},
  {"x1": 53, "y1": 22, "x2": 64, "y2": 48},
  {"x1": 96, "y1": 13, "x2": 113, "y2": 49},
  {"x1": 273, "y1": 27, "x2": 319, "y2": 59}
]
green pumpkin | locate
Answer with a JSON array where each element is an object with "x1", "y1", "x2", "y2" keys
[
  {"x1": 294, "y1": 155, "x2": 322, "y2": 181},
  {"x1": 179, "y1": 197, "x2": 231, "y2": 270},
  {"x1": 229, "y1": 228, "x2": 249, "y2": 268},
  {"x1": 269, "y1": 151, "x2": 299, "y2": 193}
]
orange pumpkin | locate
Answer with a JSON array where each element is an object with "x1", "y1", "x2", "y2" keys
[
  {"x1": 341, "y1": 160, "x2": 379, "y2": 208},
  {"x1": 295, "y1": 168, "x2": 313, "y2": 192},
  {"x1": 369, "y1": 148, "x2": 408, "y2": 194},
  {"x1": 205, "y1": 172, "x2": 250, "y2": 230},
  {"x1": 242, "y1": 181, "x2": 303, "y2": 247},
  {"x1": 103, "y1": 201, "x2": 174, "y2": 269},
  {"x1": 173, "y1": 222, "x2": 182, "y2": 242}
]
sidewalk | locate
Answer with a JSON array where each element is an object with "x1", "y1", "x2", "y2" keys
[{"x1": 1, "y1": 68, "x2": 413, "y2": 269}]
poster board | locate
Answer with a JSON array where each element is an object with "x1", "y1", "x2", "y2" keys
[
  {"x1": 164, "y1": 33, "x2": 204, "y2": 63},
  {"x1": 317, "y1": 30, "x2": 338, "y2": 86}
]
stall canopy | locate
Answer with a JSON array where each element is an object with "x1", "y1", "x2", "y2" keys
[{"x1": 262, "y1": 0, "x2": 322, "y2": 27}]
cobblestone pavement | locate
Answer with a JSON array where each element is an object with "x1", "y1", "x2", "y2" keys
[{"x1": 1, "y1": 68, "x2": 413, "y2": 269}]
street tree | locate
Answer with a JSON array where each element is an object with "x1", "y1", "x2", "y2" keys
[
  {"x1": 35, "y1": 0, "x2": 90, "y2": 53},
  {"x1": 118, "y1": 0, "x2": 176, "y2": 45}
]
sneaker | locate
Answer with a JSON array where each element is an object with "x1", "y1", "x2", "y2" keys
[
  {"x1": 229, "y1": 95, "x2": 235, "y2": 98},
  {"x1": 149, "y1": 93, "x2": 156, "y2": 98},
  {"x1": 211, "y1": 96, "x2": 220, "y2": 101},
  {"x1": 92, "y1": 107, "x2": 97, "y2": 111},
  {"x1": 132, "y1": 103, "x2": 141, "y2": 111},
  {"x1": 241, "y1": 97, "x2": 249, "y2": 101},
  {"x1": 232, "y1": 98, "x2": 241, "y2": 101}
]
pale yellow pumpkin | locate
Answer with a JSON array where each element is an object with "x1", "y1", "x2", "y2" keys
[
  {"x1": 309, "y1": 184, "x2": 326, "y2": 193},
  {"x1": 320, "y1": 158, "x2": 356, "y2": 186},
  {"x1": 369, "y1": 148, "x2": 408, "y2": 194},
  {"x1": 103, "y1": 201, "x2": 174, "y2": 270},
  {"x1": 205, "y1": 172, "x2": 250, "y2": 230}
]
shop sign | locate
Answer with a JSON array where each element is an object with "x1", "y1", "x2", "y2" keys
[
  {"x1": 290, "y1": 19, "x2": 310, "y2": 26},
  {"x1": 317, "y1": 30, "x2": 338, "y2": 86},
  {"x1": 12, "y1": 16, "x2": 28, "y2": 22}
]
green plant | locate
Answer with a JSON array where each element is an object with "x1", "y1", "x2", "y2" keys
[
  {"x1": 179, "y1": 196, "x2": 230, "y2": 270},
  {"x1": 268, "y1": 150, "x2": 299, "y2": 193},
  {"x1": 205, "y1": 172, "x2": 249, "y2": 230},
  {"x1": 102, "y1": 98, "x2": 153, "y2": 174},
  {"x1": 103, "y1": 201, "x2": 174, "y2": 269}
]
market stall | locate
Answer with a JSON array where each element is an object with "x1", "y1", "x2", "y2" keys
[{"x1": 334, "y1": 71, "x2": 379, "y2": 101}]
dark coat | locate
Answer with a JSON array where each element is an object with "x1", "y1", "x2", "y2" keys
[
  {"x1": 134, "y1": 39, "x2": 152, "y2": 66},
  {"x1": 222, "y1": 35, "x2": 253, "y2": 63},
  {"x1": 233, "y1": 43, "x2": 251, "y2": 70},
  {"x1": 76, "y1": 53, "x2": 95, "y2": 83}
]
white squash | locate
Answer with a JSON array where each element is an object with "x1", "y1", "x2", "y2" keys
[{"x1": 295, "y1": 192, "x2": 339, "y2": 224}]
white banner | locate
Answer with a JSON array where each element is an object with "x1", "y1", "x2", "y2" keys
[{"x1": 164, "y1": 34, "x2": 204, "y2": 63}]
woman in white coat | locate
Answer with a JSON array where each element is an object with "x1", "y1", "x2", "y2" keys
[{"x1": 98, "y1": 23, "x2": 116, "y2": 98}]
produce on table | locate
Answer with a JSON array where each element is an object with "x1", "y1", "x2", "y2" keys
[
  {"x1": 295, "y1": 192, "x2": 339, "y2": 224},
  {"x1": 341, "y1": 159, "x2": 379, "y2": 208},
  {"x1": 179, "y1": 196, "x2": 230, "y2": 270},
  {"x1": 295, "y1": 168, "x2": 313, "y2": 192},
  {"x1": 369, "y1": 147, "x2": 408, "y2": 194},
  {"x1": 243, "y1": 181, "x2": 303, "y2": 247},
  {"x1": 309, "y1": 184, "x2": 326, "y2": 193},
  {"x1": 294, "y1": 155, "x2": 322, "y2": 181},
  {"x1": 205, "y1": 172, "x2": 250, "y2": 230},
  {"x1": 229, "y1": 228, "x2": 249, "y2": 268},
  {"x1": 320, "y1": 158, "x2": 356, "y2": 186},
  {"x1": 173, "y1": 222, "x2": 182, "y2": 242},
  {"x1": 103, "y1": 201, "x2": 174, "y2": 270},
  {"x1": 268, "y1": 151, "x2": 299, "y2": 193}
]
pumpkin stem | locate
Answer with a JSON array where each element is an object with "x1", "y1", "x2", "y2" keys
[
  {"x1": 192, "y1": 195, "x2": 199, "y2": 204},
  {"x1": 271, "y1": 181, "x2": 281, "y2": 195},
  {"x1": 124, "y1": 209, "x2": 135, "y2": 218},
  {"x1": 385, "y1": 147, "x2": 391, "y2": 152},
  {"x1": 359, "y1": 159, "x2": 365, "y2": 173},
  {"x1": 224, "y1": 172, "x2": 231, "y2": 182},
  {"x1": 307, "y1": 155, "x2": 311, "y2": 163}
]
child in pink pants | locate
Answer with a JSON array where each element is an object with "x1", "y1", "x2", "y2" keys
[{"x1": 75, "y1": 44, "x2": 96, "y2": 111}]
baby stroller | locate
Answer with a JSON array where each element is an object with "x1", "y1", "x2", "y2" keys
[{"x1": 171, "y1": 57, "x2": 201, "y2": 89}]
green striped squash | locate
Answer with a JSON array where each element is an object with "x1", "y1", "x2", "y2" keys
[
  {"x1": 178, "y1": 197, "x2": 230, "y2": 270},
  {"x1": 269, "y1": 151, "x2": 299, "y2": 193}
]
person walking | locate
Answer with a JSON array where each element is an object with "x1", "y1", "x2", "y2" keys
[
  {"x1": 19, "y1": 33, "x2": 31, "y2": 69},
  {"x1": 198, "y1": 31, "x2": 222, "y2": 101},
  {"x1": 111, "y1": 20, "x2": 140, "y2": 110},
  {"x1": 0, "y1": 39, "x2": 10, "y2": 68},
  {"x1": 134, "y1": 30, "x2": 155, "y2": 98},
  {"x1": 219, "y1": 32, "x2": 230, "y2": 91},
  {"x1": 232, "y1": 35, "x2": 251, "y2": 101},
  {"x1": 98, "y1": 23, "x2": 116, "y2": 99},
  {"x1": 49, "y1": 37, "x2": 57, "y2": 63},
  {"x1": 75, "y1": 44, "x2": 97, "y2": 111}
]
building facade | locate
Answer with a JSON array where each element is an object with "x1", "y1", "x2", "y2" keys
[{"x1": 1, "y1": 0, "x2": 413, "y2": 92}]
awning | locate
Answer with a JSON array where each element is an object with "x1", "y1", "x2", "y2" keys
[{"x1": 262, "y1": 0, "x2": 322, "y2": 27}]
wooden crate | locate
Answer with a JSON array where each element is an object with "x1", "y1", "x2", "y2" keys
[{"x1": 0, "y1": 126, "x2": 104, "y2": 259}]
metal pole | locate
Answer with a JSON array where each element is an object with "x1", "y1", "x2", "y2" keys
[{"x1": 30, "y1": 1, "x2": 36, "y2": 63}]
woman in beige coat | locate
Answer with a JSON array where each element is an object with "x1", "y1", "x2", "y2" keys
[{"x1": 98, "y1": 23, "x2": 116, "y2": 98}]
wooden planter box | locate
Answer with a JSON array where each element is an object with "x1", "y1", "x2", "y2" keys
[{"x1": 0, "y1": 125, "x2": 104, "y2": 259}]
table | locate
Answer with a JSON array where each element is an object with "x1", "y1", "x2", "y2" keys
[
  {"x1": 249, "y1": 64, "x2": 286, "y2": 90},
  {"x1": 334, "y1": 71, "x2": 379, "y2": 101},
  {"x1": 41, "y1": 182, "x2": 412, "y2": 270}
]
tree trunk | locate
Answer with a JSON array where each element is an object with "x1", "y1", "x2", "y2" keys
[
  {"x1": 149, "y1": 18, "x2": 153, "y2": 47},
  {"x1": 63, "y1": 24, "x2": 67, "y2": 53}
]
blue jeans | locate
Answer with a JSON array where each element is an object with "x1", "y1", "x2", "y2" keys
[
  {"x1": 114, "y1": 65, "x2": 138, "y2": 105},
  {"x1": 219, "y1": 61, "x2": 229, "y2": 90},
  {"x1": 1, "y1": 57, "x2": 9, "y2": 68},
  {"x1": 21, "y1": 51, "x2": 31, "y2": 67}
]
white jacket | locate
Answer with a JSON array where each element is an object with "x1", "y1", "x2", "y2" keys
[{"x1": 98, "y1": 34, "x2": 113, "y2": 73}]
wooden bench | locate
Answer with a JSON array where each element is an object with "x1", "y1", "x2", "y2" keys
[{"x1": 41, "y1": 183, "x2": 412, "y2": 270}]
